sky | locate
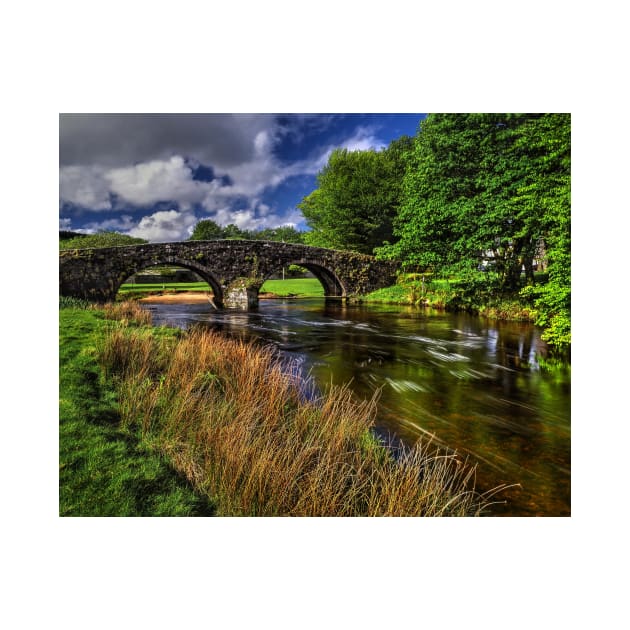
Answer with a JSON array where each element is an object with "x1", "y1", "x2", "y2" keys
[{"x1": 59, "y1": 113, "x2": 425, "y2": 242}]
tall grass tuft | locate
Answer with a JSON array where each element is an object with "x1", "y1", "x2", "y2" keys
[
  {"x1": 97, "y1": 309, "x2": 503, "y2": 516},
  {"x1": 102, "y1": 300, "x2": 153, "y2": 326},
  {"x1": 59, "y1": 295, "x2": 90, "y2": 309}
]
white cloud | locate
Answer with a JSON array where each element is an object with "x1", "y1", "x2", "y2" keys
[
  {"x1": 106, "y1": 156, "x2": 216, "y2": 207},
  {"x1": 84, "y1": 215, "x2": 139, "y2": 234},
  {"x1": 340, "y1": 125, "x2": 386, "y2": 152},
  {"x1": 59, "y1": 165, "x2": 111, "y2": 210},
  {"x1": 127, "y1": 209, "x2": 199, "y2": 242}
]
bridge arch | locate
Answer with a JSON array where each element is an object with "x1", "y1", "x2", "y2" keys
[
  {"x1": 114, "y1": 256, "x2": 225, "y2": 307},
  {"x1": 263, "y1": 259, "x2": 346, "y2": 297}
]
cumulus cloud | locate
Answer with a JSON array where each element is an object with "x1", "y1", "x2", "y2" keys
[
  {"x1": 59, "y1": 165, "x2": 111, "y2": 210},
  {"x1": 60, "y1": 145, "x2": 324, "y2": 222},
  {"x1": 105, "y1": 155, "x2": 219, "y2": 208},
  {"x1": 59, "y1": 147, "x2": 295, "y2": 217},
  {"x1": 127, "y1": 209, "x2": 199, "y2": 242}
]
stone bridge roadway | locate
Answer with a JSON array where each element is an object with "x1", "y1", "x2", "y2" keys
[{"x1": 59, "y1": 240, "x2": 399, "y2": 309}]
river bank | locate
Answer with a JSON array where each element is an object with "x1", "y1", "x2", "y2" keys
[{"x1": 59, "y1": 300, "x2": 502, "y2": 516}]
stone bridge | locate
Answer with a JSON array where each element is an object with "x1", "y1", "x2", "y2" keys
[{"x1": 59, "y1": 240, "x2": 399, "y2": 309}]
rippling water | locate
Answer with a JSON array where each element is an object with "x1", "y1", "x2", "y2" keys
[{"x1": 144, "y1": 298, "x2": 571, "y2": 516}]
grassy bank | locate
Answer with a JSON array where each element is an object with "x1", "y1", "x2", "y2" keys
[
  {"x1": 59, "y1": 301, "x2": 216, "y2": 515},
  {"x1": 259, "y1": 277, "x2": 324, "y2": 297},
  {"x1": 119, "y1": 281, "x2": 211, "y2": 294},
  {"x1": 61, "y1": 300, "x2": 501, "y2": 516},
  {"x1": 364, "y1": 275, "x2": 537, "y2": 322}
]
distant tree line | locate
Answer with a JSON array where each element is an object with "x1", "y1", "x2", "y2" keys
[{"x1": 188, "y1": 221, "x2": 304, "y2": 244}]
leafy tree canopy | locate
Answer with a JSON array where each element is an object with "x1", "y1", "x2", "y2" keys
[
  {"x1": 248, "y1": 226, "x2": 304, "y2": 244},
  {"x1": 378, "y1": 114, "x2": 569, "y2": 290},
  {"x1": 515, "y1": 114, "x2": 571, "y2": 347},
  {"x1": 299, "y1": 136, "x2": 413, "y2": 254},
  {"x1": 189, "y1": 219, "x2": 224, "y2": 240}
]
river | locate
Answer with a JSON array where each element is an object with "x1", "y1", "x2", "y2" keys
[{"x1": 143, "y1": 297, "x2": 571, "y2": 516}]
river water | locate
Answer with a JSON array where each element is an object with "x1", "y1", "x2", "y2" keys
[{"x1": 144, "y1": 298, "x2": 571, "y2": 516}]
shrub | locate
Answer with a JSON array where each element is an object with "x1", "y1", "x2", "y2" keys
[{"x1": 59, "y1": 231, "x2": 147, "y2": 250}]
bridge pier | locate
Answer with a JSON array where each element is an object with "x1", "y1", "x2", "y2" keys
[
  {"x1": 223, "y1": 276, "x2": 264, "y2": 311},
  {"x1": 224, "y1": 280, "x2": 260, "y2": 309}
]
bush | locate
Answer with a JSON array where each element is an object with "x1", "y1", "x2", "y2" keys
[
  {"x1": 520, "y1": 282, "x2": 571, "y2": 350},
  {"x1": 59, "y1": 231, "x2": 147, "y2": 250}
]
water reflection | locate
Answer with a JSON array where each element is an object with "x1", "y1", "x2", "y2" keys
[{"x1": 145, "y1": 298, "x2": 571, "y2": 516}]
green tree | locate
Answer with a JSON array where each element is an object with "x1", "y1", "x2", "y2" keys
[
  {"x1": 222, "y1": 223, "x2": 246, "y2": 239},
  {"x1": 251, "y1": 226, "x2": 305, "y2": 243},
  {"x1": 189, "y1": 219, "x2": 224, "y2": 240},
  {"x1": 299, "y1": 136, "x2": 412, "y2": 254},
  {"x1": 379, "y1": 114, "x2": 556, "y2": 291},
  {"x1": 516, "y1": 114, "x2": 571, "y2": 347}
]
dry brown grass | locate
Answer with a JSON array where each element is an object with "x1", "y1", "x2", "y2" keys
[
  {"x1": 102, "y1": 300, "x2": 153, "y2": 326},
  {"x1": 97, "y1": 305, "x2": 503, "y2": 516}
]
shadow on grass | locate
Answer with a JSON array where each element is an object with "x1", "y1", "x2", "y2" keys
[
  {"x1": 60, "y1": 309, "x2": 217, "y2": 517},
  {"x1": 122, "y1": 474, "x2": 216, "y2": 517}
]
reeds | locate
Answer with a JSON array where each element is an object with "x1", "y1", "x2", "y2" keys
[
  {"x1": 102, "y1": 300, "x2": 153, "y2": 326},
  {"x1": 97, "y1": 307, "x2": 501, "y2": 516}
]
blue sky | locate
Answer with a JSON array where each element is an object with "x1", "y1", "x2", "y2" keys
[{"x1": 59, "y1": 113, "x2": 425, "y2": 242}]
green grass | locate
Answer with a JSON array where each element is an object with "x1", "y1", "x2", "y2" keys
[
  {"x1": 363, "y1": 284, "x2": 418, "y2": 304},
  {"x1": 117, "y1": 278, "x2": 325, "y2": 298},
  {"x1": 118, "y1": 281, "x2": 211, "y2": 293},
  {"x1": 365, "y1": 274, "x2": 536, "y2": 321},
  {"x1": 259, "y1": 277, "x2": 324, "y2": 297},
  {"x1": 59, "y1": 306, "x2": 216, "y2": 516}
]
